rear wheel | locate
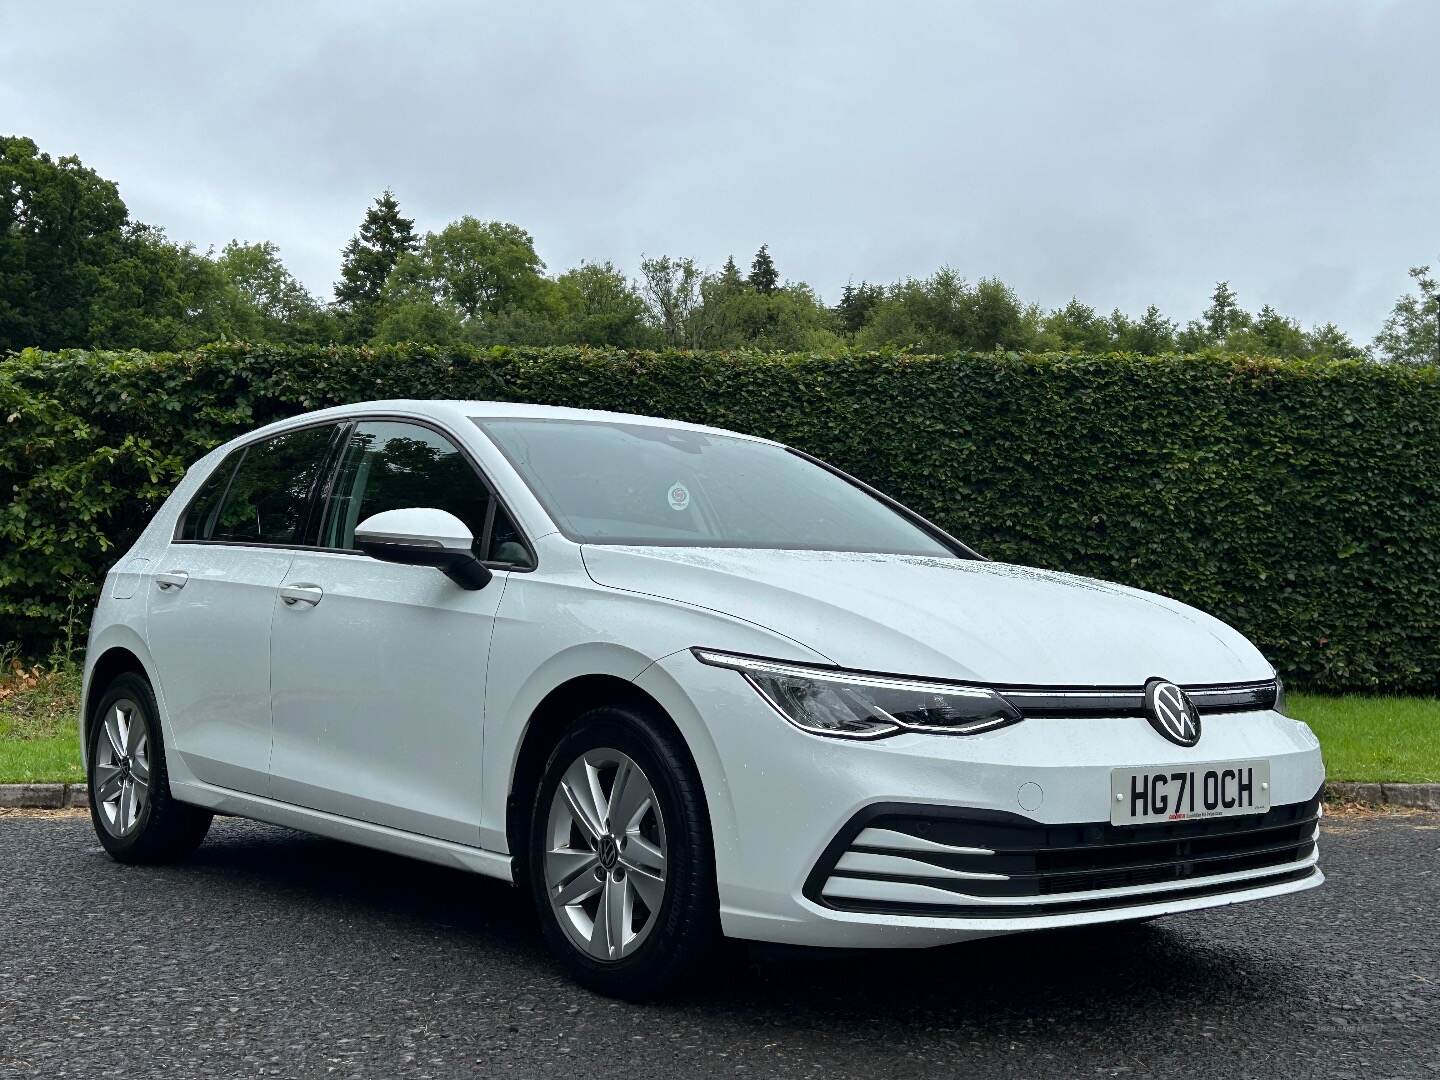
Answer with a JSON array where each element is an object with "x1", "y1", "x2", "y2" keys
[
  {"x1": 88, "y1": 673, "x2": 212, "y2": 864},
  {"x1": 528, "y1": 704, "x2": 718, "y2": 998}
]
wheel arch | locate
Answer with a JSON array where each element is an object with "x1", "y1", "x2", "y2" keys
[
  {"x1": 81, "y1": 637, "x2": 158, "y2": 766},
  {"x1": 504, "y1": 671, "x2": 713, "y2": 888}
]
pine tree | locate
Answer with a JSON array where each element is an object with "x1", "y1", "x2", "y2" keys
[
  {"x1": 1202, "y1": 281, "x2": 1244, "y2": 342},
  {"x1": 334, "y1": 189, "x2": 418, "y2": 341},
  {"x1": 835, "y1": 281, "x2": 882, "y2": 336},
  {"x1": 1129, "y1": 304, "x2": 1176, "y2": 354},
  {"x1": 719, "y1": 255, "x2": 745, "y2": 293},
  {"x1": 748, "y1": 244, "x2": 778, "y2": 295}
]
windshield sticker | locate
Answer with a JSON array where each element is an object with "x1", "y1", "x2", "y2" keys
[{"x1": 667, "y1": 482, "x2": 691, "y2": 511}]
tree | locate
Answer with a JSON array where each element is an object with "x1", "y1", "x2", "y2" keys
[
  {"x1": 551, "y1": 261, "x2": 653, "y2": 347},
  {"x1": 748, "y1": 244, "x2": 778, "y2": 296},
  {"x1": 87, "y1": 224, "x2": 259, "y2": 349},
  {"x1": 1175, "y1": 318, "x2": 1210, "y2": 353},
  {"x1": 1202, "y1": 280, "x2": 1247, "y2": 342},
  {"x1": 381, "y1": 217, "x2": 546, "y2": 329},
  {"x1": 718, "y1": 255, "x2": 745, "y2": 294},
  {"x1": 858, "y1": 269, "x2": 965, "y2": 352},
  {"x1": 834, "y1": 282, "x2": 883, "y2": 337},
  {"x1": 1305, "y1": 322, "x2": 1365, "y2": 360},
  {"x1": 970, "y1": 277, "x2": 1034, "y2": 350},
  {"x1": 0, "y1": 135, "x2": 129, "y2": 351},
  {"x1": 334, "y1": 190, "x2": 417, "y2": 342},
  {"x1": 1227, "y1": 304, "x2": 1308, "y2": 357},
  {"x1": 702, "y1": 279, "x2": 838, "y2": 351},
  {"x1": 690, "y1": 256, "x2": 749, "y2": 345},
  {"x1": 371, "y1": 298, "x2": 465, "y2": 345},
  {"x1": 857, "y1": 269, "x2": 1035, "y2": 353},
  {"x1": 638, "y1": 255, "x2": 707, "y2": 347},
  {"x1": 0, "y1": 134, "x2": 1405, "y2": 359},
  {"x1": 1373, "y1": 264, "x2": 1440, "y2": 364},
  {"x1": 216, "y1": 240, "x2": 332, "y2": 343},
  {"x1": 1114, "y1": 305, "x2": 1176, "y2": 354},
  {"x1": 1039, "y1": 298, "x2": 1113, "y2": 351}
]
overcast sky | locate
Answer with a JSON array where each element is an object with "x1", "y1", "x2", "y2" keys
[{"x1": 2, "y1": 1, "x2": 1435, "y2": 340}]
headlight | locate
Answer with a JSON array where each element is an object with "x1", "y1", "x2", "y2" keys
[
  {"x1": 693, "y1": 649, "x2": 1023, "y2": 740},
  {"x1": 1273, "y1": 675, "x2": 1289, "y2": 716}
]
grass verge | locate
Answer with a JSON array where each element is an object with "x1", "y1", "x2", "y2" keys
[
  {"x1": 0, "y1": 663, "x2": 83, "y2": 783},
  {"x1": 1290, "y1": 692, "x2": 1440, "y2": 784},
  {"x1": 0, "y1": 667, "x2": 1435, "y2": 786}
]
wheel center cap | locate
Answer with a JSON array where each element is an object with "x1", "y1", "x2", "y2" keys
[{"x1": 597, "y1": 835, "x2": 619, "y2": 870}]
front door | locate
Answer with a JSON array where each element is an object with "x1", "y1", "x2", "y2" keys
[{"x1": 268, "y1": 419, "x2": 523, "y2": 845}]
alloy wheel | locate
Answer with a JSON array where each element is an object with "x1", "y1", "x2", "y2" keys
[
  {"x1": 544, "y1": 748, "x2": 668, "y2": 962},
  {"x1": 92, "y1": 699, "x2": 151, "y2": 838}
]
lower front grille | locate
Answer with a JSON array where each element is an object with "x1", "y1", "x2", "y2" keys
[{"x1": 808, "y1": 790, "x2": 1322, "y2": 918}]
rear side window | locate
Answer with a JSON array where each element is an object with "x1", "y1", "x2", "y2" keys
[
  {"x1": 186, "y1": 425, "x2": 338, "y2": 545},
  {"x1": 177, "y1": 453, "x2": 241, "y2": 541}
]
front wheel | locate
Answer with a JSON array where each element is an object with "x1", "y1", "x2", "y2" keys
[
  {"x1": 528, "y1": 704, "x2": 718, "y2": 998},
  {"x1": 87, "y1": 673, "x2": 212, "y2": 864}
]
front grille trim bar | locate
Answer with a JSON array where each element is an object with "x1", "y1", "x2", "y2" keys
[
  {"x1": 832, "y1": 827, "x2": 1317, "y2": 888},
  {"x1": 898, "y1": 812, "x2": 1322, "y2": 859},
  {"x1": 997, "y1": 679, "x2": 1278, "y2": 718}
]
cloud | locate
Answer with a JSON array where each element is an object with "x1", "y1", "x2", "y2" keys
[{"x1": 2, "y1": 0, "x2": 1435, "y2": 337}]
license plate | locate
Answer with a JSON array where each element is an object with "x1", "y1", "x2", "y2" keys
[{"x1": 1110, "y1": 760, "x2": 1270, "y2": 825}]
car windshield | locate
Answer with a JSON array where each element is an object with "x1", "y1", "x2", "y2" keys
[{"x1": 475, "y1": 417, "x2": 958, "y2": 556}]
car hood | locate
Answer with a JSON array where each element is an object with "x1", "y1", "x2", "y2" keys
[{"x1": 581, "y1": 546, "x2": 1272, "y2": 686}]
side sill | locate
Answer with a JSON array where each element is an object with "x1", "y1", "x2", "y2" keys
[{"x1": 170, "y1": 779, "x2": 515, "y2": 884}]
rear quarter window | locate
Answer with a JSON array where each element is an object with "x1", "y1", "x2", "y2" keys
[
  {"x1": 179, "y1": 424, "x2": 338, "y2": 546},
  {"x1": 176, "y1": 453, "x2": 241, "y2": 541}
]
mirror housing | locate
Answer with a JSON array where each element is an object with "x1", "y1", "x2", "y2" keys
[{"x1": 353, "y1": 508, "x2": 493, "y2": 591}]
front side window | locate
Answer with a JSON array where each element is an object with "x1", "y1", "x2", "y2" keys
[
  {"x1": 476, "y1": 417, "x2": 957, "y2": 557},
  {"x1": 320, "y1": 420, "x2": 532, "y2": 566},
  {"x1": 191, "y1": 424, "x2": 337, "y2": 545}
]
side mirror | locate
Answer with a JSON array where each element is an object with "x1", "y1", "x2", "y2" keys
[{"x1": 353, "y1": 508, "x2": 493, "y2": 591}]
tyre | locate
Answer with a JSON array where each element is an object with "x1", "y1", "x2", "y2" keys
[
  {"x1": 527, "y1": 703, "x2": 719, "y2": 998},
  {"x1": 87, "y1": 672, "x2": 212, "y2": 864}
]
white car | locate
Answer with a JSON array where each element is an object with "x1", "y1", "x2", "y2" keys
[{"x1": 81, "y1": 400, "x2": 1325, "y2": 995}]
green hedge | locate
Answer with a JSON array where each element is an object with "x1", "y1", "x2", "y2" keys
[{"x1": 3, "y1": 343, "x2": 1437, "y2": 692}]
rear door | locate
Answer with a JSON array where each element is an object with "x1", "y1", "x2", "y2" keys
[
  {"x1": 146, "y1": 422, "x2": 341, "y2": 795},
  {"x1": 268, "y1": 418, "x2": 533, "y2": 844}
]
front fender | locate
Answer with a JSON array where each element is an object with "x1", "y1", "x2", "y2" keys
[
  {"x1": 477, "y1": 567, "x2": 830, "y2": 854},
  {"x1": 480, "y1": 640, "x2": 662, "y2": 852}
]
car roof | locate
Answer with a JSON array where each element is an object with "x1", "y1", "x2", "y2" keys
[{"x1": 230, "y1": 400, "x2": 774, "y2": 448}]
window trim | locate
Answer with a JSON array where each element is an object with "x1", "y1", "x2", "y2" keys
[
  {"x1": 301, "y1": 421, "x2": 355, "y2": 547},
  {"x1": 173, "y1": 412, "x2": 538, "y2": 573}
]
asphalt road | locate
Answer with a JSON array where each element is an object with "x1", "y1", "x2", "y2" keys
[{"x1": 1, "y1": 809, "x2": 1436, "y2": 1080}]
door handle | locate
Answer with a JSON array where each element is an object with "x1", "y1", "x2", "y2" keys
[
  {"x1": 154, "y1": 570, "x2": 189, "y2": 591},
  {"x1": 279, "y1": 584, "x2": 324, "y2": 608}
]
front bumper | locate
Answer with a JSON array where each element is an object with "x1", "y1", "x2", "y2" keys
[{"x1": 642, "y1": 651, "x2": 1326, "y2": 948}]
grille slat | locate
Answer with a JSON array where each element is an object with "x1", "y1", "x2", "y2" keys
[{"x1": 851, "y1": 813, "x2": 1316, "y2": 861}]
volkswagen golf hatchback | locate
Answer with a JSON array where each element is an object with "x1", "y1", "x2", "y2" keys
[{"x1": 81, "y1": 400, "x2": 1324, "y2": 996}]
